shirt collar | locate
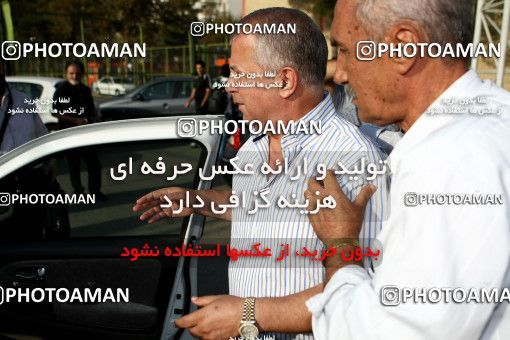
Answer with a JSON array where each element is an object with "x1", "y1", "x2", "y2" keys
[
  {"x1": 251, "y1": 91, "x2": 337, "y2": 149},
  {"x1": 283, "y1": 91, "x2": 337, "y2": 149}
]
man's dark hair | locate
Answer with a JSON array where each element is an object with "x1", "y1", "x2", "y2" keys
[
  {"x1": 65, "y1": 60, "x2": 85, "y2": 74},
  {"x1": 195, "y1": 60, "x2": 206, "y2": 68},
  {"x1": 231, "y1": 7, "x2": 328, "y2": 87}
]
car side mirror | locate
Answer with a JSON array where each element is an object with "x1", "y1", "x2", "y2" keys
[{"x1": 133, "y1": 93, "x2": 144, "y2": 101}]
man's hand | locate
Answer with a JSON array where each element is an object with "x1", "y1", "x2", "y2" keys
[
  {"x1": 175, "y1": 295, "x2": 243, "y2": 340},
  {"x1": 305, "y1": 170, "x2": 377, "y2": 280},
  {"x1": 184, "y1": 100, "x2": 191, "y2": 108},
  {"x1": 305, "y1": 170, "x2": 376, "y2": 243},
  {"x1": 132, "y1": 187, "x2": 196, "y2": 223}
]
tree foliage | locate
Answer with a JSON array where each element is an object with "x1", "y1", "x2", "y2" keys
[{"x1": 10, "y1": 0, "x2": 199, "y2": 46}]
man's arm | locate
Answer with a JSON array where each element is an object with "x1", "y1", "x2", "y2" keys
[
  {"x1": 201, "y1": 88, "x2": 211, "y2": 108},
  {"x1": 185, "y1": 88, "x2": 197, "y2": 108},
  {"x1": 193, "y1": 188, "x2": 233, "y2": 220},
  {"x1": 305, "y1": 160, "x2": 510, "y2": 339},
  {"x1": 255, "y1": 283, "x2": 323, "y2": 333},
  {"x1": 133, "y1": 187, "x2": 233, "y2": 222},
  {"x1": 174, "y1": 283, "x2": 323, "y2": 338},
  {"x1": 86, "y1": 87, "x2": 97, "y2": 120},
  {"x1": 306, "y1": 171, "x2": 374, "y2": 282}
]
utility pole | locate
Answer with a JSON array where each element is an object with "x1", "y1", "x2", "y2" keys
[
  {"x1": 138, "y1": 23, "x2": 145, "y2": 82},
  {"x1": 1, "y1": 0, "x2": 15, "y2": 74},
  {"x1": 189, "y1": 31, "x2": 196, "y2": 76}
]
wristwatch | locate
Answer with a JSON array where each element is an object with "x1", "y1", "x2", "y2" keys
[{"x1": 239, "y1": 297, "x2": 259, "y2": 339}]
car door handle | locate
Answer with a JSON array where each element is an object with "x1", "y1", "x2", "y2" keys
[
  {"x1": 163, "y1": 103, "x2": 169, "y2": 109},
  {"x1": 15, "y1": 266, "x2": 47, "y2": 280}
]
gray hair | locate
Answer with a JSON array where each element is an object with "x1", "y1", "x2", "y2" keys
[
  {"x1": 232, "y1": 7, "x2": 328, "y2": 87},
  {"x1": 355, "y1": 0, "x2": 473, "y2": 47}
]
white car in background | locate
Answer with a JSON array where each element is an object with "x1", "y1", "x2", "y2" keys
[
  {"x1": 6, "y1": 76, "x2": 63, "y2": 130},
  {"x1": 92, "y1": 76, "x2": 136, "y2": 96}
]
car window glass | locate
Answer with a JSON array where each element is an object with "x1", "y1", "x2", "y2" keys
[
  {"x1": 0, "y1": 139, "x2": 206, "y2": 241},
  {"x1": 8, "y1": 82, "x2": 44, "y2": 99},
  {"x1": 141, "y1": 81, "x2": 175, "y2": 100},
  {"x1": 113, "y1": 77, "x2": 128, "y2": 84},
  {"x1": 173, "y1": 81, "x2": 193, "y2": 99}
]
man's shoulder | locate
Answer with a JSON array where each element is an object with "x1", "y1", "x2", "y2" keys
[
  {"x1": 9, "y1": 88, "x2": 38, "y2": 114},
  {"x1": 401, "y1": 114, "x2": 509, "y2": 180},
  {"x1": 312, "y1": 113, "x2": 382, "y2": 154},
  {"x1": 431, "y1": 111, "x2": 507, "y2": 153},
  {"x1": 78, "y1": 83, "x2": 92, "y2": 93},
  {"x1": 53, "y1": 81, "x2": 72, "y2": 95},
  {"x1": 9, "y1": 88, "x2": 30, "y2": 104}
]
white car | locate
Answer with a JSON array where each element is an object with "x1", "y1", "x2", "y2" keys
[
  {"x1": 6, "y1": 76, "x2": 64, "y2": 130},
  {"x1": 0, "y1": 116, "x2": 228, "y2": 338},
  {"x1": 92, "y1": 76, "x2": 136, "y2": 96}
]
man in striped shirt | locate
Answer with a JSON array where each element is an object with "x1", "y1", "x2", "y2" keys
[{"x1": 134, "y1": 7, "x2": 389, "y2": 339}]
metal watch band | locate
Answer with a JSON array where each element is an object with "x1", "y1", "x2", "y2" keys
[{"x1": 242, "y1": 297, "x2": 256, "y2": 322}]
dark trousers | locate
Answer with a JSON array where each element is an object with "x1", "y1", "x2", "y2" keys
[
  {"x1": 65, "y1": 150, "x2": 102, "y2": 193},
  {"x1": 195, "y1": 100, "x2": 209, "y2": 115}
]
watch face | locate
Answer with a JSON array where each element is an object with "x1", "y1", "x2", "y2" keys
[{"x1": 239, "y1": 323, "x2": 259, "y2": 338}]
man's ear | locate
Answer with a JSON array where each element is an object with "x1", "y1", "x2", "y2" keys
[
  {"x1": 278, "y1": 67, "x2": 298, "y2": 99},
  {"x1": 385, "y1": 20, "x2": 426, "y2": 75}
]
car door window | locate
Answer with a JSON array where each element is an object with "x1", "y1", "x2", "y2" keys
[
  {"x1": 141, "y1": 81, "x2": 175, "y2": 100},
  {"x1": 0, "y1": 139, "x2": 206, "y2": 241},
  {"x1": 173, "y1": 80, "x2": 194, "y2": 99},
  {"x1": 8, "y1": 82, "x2": 43, "y2": 99}
]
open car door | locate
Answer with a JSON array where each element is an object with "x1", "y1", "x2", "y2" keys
[{"x1": 0, "y1": 116, "x2": 222, "y2": 340}]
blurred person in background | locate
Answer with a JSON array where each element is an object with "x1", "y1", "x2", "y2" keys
[
  {"x1": 185, "y1": 60, "x2": 212, "y2": 114},
  {"x1": 52, "y1": 60, "x2": 106, "y2": 200}
]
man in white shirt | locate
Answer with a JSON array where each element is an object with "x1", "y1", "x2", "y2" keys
[{"x1": 305, "y1": 1, "x2": 510, "y2": 339}]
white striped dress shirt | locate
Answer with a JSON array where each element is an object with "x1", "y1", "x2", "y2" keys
[{"x1": 229, "y1": 93, "x2": 390, "y2": 339}]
